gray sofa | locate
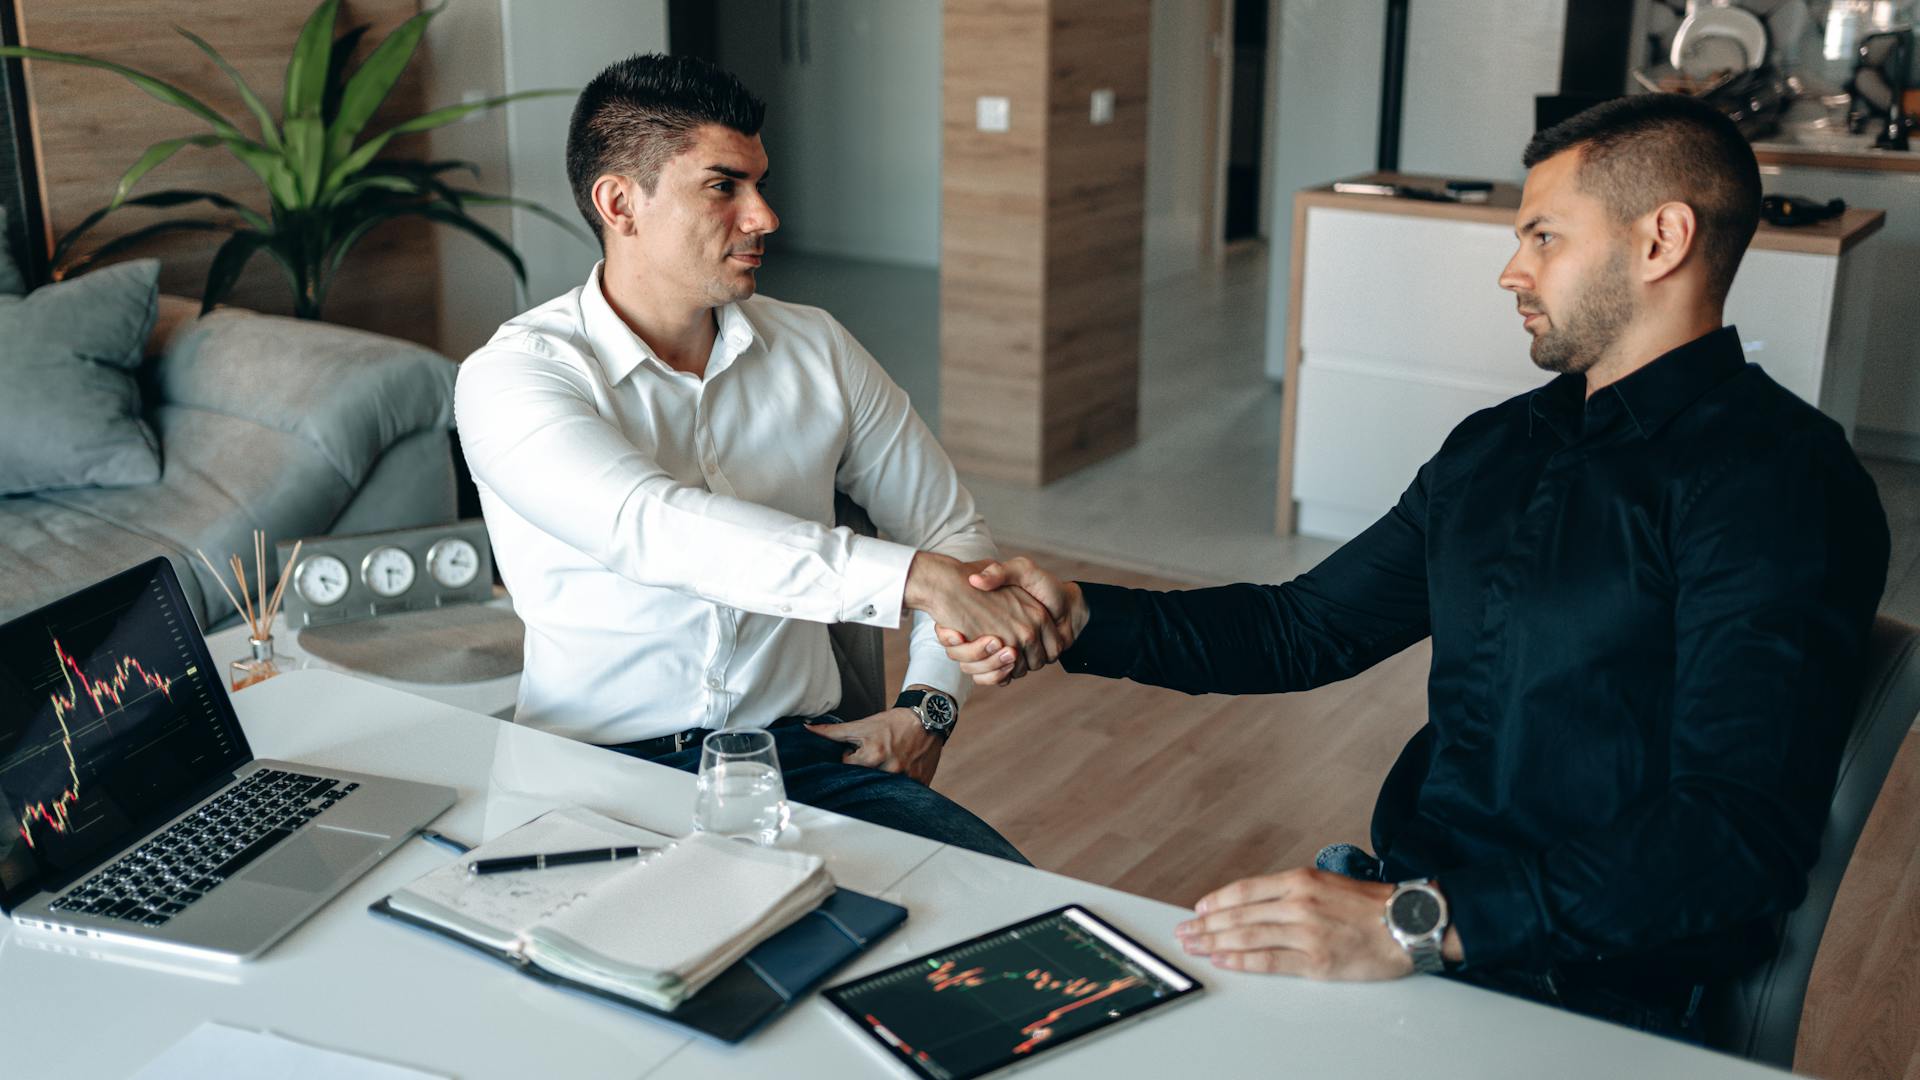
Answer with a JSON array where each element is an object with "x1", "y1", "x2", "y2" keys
[{"x1": 1, "y1": 308, "x2": 458, "y2": 629}]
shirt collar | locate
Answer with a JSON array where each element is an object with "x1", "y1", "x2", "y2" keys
[
  {"x1": 1528, "y1": 325, "x2": 1747, "y2": 443},
  {"x1": 578, "y1": 260, "x2": 758, "y2": 385}
]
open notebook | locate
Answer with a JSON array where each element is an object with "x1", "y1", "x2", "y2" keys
[{"x1": 370, "y1": 808, "x2": 906, "y2": 1042}]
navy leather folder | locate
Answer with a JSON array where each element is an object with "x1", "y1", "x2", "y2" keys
[{"x1": 370, "y1": 886, "x2": 906, "y2": 1043}]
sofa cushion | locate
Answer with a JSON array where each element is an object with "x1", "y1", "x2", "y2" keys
[
  {"x1": 0, "y1": 258, "x2": 161, "y2": 494},
  {"x1": 0, "y1": 499, "x2": 213, "y2": 627},
  {"x1": 31, "y1": 405, "x2": 360, "y2": 625}
]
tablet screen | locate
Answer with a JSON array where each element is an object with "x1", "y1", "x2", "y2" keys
[{"x1": 822, "y1": 905, "x2": 1201, "y2": 1080}]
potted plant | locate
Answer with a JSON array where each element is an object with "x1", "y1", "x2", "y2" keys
[{"x1": 0, "y1": 0, "x2": 586, "y2": 318}]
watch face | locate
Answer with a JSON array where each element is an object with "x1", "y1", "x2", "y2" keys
[
  {"x1": 426, "y1": 537, "x2": 481, "y2": 589},
  {"x1": 295, "y1": 554, "x2": 351, "y2": 606},
  {"x1": 1390, "y1": 888, "x2": 1443, "y2": 937},
  {"x1": 360, "y1": 545, "x2": 417, "y2": 598},
  {"x1": 922, "y1": 692, "x2": 957, "y2": 730}
]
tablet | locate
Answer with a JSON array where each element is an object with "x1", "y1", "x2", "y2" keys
[{"x1": 821, "y1": 905, "x2": 1202, "y2": 1080}]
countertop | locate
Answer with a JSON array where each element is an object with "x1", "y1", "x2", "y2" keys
[{"x1": 1301, "y1": 172, "x2": 1886, "y2": 257}]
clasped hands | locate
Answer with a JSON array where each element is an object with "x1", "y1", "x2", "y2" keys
[{"x1": 907, "y1": 554, "x2": 1084, "y2": 685}]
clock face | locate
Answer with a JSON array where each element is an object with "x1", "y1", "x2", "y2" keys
[
  {"x1": 294, "y1": 554, "x2": 351, "y2": 606},
  {"x1": 426, "y1": 537, "x2": 481, "y2": 589},
  {"x1": 360, "y1": 545, "x2": 417, "y2": 598},
  {"x1": 923, "y1": 693, "x2": 957, "y2": 729}
]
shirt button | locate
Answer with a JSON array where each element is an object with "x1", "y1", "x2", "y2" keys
[
  {"x1": 707, "y1": 676, "x2": 722, "y2": 689},
  {"x1": 862, "y1": 605, "x2": 876, "y2": 618},
  {"x1": 778, "y1": 603, "x2": 792, "y2": 613}
]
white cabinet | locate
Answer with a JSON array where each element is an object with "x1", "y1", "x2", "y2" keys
[{"x1": 1280, "y1": 188, "x2": 1882, "y2": 542}]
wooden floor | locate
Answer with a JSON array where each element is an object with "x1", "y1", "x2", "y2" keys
[{"x1": 888, "y1": 550, "x2": 1920, "y2": 1080}]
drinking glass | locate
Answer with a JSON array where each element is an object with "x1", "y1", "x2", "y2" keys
[{"x1": 693, "y1": 728, "x2": 790, "y2": 845}]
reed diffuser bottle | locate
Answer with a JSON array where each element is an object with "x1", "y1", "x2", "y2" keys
[{"x1": 198, "y1": 530, "x2": 305, "y2": 691}]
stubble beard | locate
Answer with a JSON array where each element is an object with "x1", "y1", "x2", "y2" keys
[{"x1": 1527, "y1": 248, "x2": 1634, "y2": 376}]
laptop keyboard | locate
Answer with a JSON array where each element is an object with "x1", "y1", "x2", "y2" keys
[{"x1": 47, "y1": 768, "x2": 361, "y2": 927}]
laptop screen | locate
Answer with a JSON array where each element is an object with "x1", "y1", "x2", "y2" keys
[{"x1": 0, "y1": 558, "x2": 250, "y2": 909}]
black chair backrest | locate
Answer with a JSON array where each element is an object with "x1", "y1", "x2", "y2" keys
[
  {"x1": 1700, "y1": 615, "x2": 1920, "y2": 1067},
  {"x1": 827, "y1": 493, "x2": 887, "y2": 721}
]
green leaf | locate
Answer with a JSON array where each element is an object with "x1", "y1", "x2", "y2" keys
[
  {"x1": 456, "y1": 192, "x2": 596, "y2": 248},
  {"x1": 321, "y1": 24, "x2": 371, "y2": 126},
  {"x1": 284, "y1": 115, "x2": 327, "y2": 204},
  {"x1": 58, "y1": 219, "x2": 233, "y2": 277},
  {"x1": 282, "y1": 0, "x2": 340, "y2": 121},
  {"x1": 319, "y1": 88, "x2": 573, "y2": 195},
  {"x1": 225, "y1": 139, "x2": 303, "y2": 209},
  {"x1": 174, "y1": 27, "x2": 281, "y2": 151},
  {"x1": 55, "y1": 188, "x2": 267, "y2": 266},
  {"x1": 326, "y1": 3, "x2": 442, "y2": 171},
  {"x1": 415, "y1": 205, "x2": 524, "y2": 281},
  {"x1": 107, "y1": 135, "x2": 223, "y2": 210},
  {"x1": 0, "y1": 45, "x2": 248, "y2": 142},
  {"x1": 201, "y1": 230, "x2": 271, "y2": 313},
  {"x1": 329, "y1": 174, "x2": 424, "y2": 203}
]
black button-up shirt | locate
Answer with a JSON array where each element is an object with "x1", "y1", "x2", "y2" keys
[{"x1": 1063, "y1": 327, "x2": 1888, "y2": 994}]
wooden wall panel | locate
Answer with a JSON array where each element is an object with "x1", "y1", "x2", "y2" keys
[
  {"x1": 17, "y1": 0, "x2": 440, "y2": 349},
  {"x1": 940, "y1": 0, "x2": 1147, "y2": 486}
]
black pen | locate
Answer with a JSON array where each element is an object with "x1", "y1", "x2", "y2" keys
[{"x1": 468, "y1": 845, "x2": 652, "y2": 875}]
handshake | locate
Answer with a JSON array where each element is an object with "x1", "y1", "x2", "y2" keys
[{"x1": 904, "y1": 553, "x2": 1089, "y2": 687}]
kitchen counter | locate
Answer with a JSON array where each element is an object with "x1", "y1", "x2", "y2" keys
[
  {"x1": 1301, "y1": 172, "x2": 1885, "y2": 255},
  {"x1": 1276, "y1": 173, "x2": 1887, "y2": 538}
]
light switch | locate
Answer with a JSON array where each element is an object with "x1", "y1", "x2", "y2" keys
[
  {"x1": 976, "y1": 95, "x2": 1011, "y2": 133},
  {"x1": 1090, "y1": 88, "x2": 1115, "y2": 125}
]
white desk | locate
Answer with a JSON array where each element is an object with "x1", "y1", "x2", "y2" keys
[{"x1": 3, "y1": 670, "x2": 1787, "y2": 1079}]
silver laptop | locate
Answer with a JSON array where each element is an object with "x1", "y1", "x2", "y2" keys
[{"x1": 0, "y1": 557, "x2": 455, "y2": 962}]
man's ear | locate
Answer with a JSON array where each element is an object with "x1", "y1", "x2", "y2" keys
[
  {"x1": 1639, "y1": 200, "x2": 1697, "y2": 285},
  {"x1": 590, "y1": 175, "x2": 642, "y2": 239}
]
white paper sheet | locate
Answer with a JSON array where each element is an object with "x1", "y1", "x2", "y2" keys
[{"x1": 132, "y1": 1022, "x2": 450, "y2": 1080}]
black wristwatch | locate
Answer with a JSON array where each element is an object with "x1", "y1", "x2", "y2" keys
[
  {"x1": 1383, "y1": 879, "x2": 1449, "y2": 974},
  {"x1": 895, "y1": 689, "x2": 958, "y2": 741}
]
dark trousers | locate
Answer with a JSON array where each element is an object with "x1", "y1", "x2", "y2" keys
[{"x1": 605, "y1": 722, "x2": 1029, "y2": 864}]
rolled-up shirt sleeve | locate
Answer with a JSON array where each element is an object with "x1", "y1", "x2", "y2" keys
[{"x1": 456, "y1": 340, "x2": 917, "y2": 629}]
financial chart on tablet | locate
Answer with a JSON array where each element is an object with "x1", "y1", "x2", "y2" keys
[{"x1": 823, "y1": 906, "x2": 1200, "y2": 1080}]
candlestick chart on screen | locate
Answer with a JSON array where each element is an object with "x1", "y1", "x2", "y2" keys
[{"x1": 835, "y1": 911, "x2": 1188, "y2": 1079}]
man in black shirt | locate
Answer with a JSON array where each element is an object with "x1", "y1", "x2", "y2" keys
[{"x1": 939, "y1": 95, "x2": 1889, "y2": 1035}]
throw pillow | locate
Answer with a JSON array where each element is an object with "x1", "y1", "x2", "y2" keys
[
  {"x1": 0, "y1": 206, "x2": 23, "y2": 295},
  {"x1": 0, "y1": 258, "x2": 162, "y2": 494}
]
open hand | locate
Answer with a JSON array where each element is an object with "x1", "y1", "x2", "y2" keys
[
  {"x1": 1173, "y1": 868, "x2": 1415, "y2": 980},
  {"x1": 805, "y1": 708, "x2": 943, "y2": 785}
]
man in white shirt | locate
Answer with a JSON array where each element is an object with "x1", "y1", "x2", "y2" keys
[{"x1": 456, "y1": 55, "x2": 1058, "y2": 860}]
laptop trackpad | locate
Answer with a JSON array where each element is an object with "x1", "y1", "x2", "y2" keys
[{"x1": 239, "y1": 828, "x2": 386, "y2": 893}]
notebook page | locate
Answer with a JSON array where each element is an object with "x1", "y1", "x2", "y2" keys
[
  {"x1": 525, "y1": 833, "x2": 830, "y2": 1000},
  {"x1": 385, "y1": 807, "x2": 674, "y2": 952}
]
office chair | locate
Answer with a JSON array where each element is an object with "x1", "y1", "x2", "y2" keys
[
  {"x1": 1700, "y1": 615, "x2": 1920, "y2": 1068},
  {"x1": 827, "y1": 493, "x2": 888, "y2": 720}
]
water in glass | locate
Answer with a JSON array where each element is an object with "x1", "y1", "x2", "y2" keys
[{"x1": 694, "y1": 729, "x2": 790, "y2": 845}]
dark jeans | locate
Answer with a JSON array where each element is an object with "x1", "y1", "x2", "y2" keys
[
  {"x1": 1314, "y1": 843, "x2": 1706, "y2": 1043},
  {"x1": 606, "y1": 722, "x2": 1029, "y2": 864}
]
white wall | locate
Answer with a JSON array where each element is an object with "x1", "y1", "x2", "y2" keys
[
  {"x1": 1144, "y1": 0, "x2": 1215, "y2": 282},
  {"x1": 1397, "y1": 1, "x2": 1563, "y2": 182},
  {"x1": 425, "y1": 0, "x2": 516, "y2": 361},
  {"x1": 714, "y1": 0, "x2": 941, "y2": 268},
  {"x1": 501, "y1": 0, "x2": 668, "y2": 307},
  {"x1": 1263, "y1": 0, "x2": 1385, "y2": 380}
]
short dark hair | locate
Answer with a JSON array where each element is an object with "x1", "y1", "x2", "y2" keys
[
  {"x1": 564, "y1": 54, "x2": 766, "y2": 243},
  {"x1": 1522, "y1": 93, "x2": 1761, "y2": 301}
]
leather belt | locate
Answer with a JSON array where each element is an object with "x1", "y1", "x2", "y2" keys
[{"x1": 615, "y1": 715, "x2": 812, "y2": 760}]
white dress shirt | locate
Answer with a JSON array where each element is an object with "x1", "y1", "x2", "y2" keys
[{"x1": 455, "y1": 263, "x2": 994, "y2": 745}]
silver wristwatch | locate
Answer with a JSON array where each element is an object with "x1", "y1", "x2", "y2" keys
[
  {"x1": 894, "y1": 689, "x2": 958, "y2": 741},
  {"x1": 1383, "y1": 879, "x2": 1449, "y2": 974}
]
